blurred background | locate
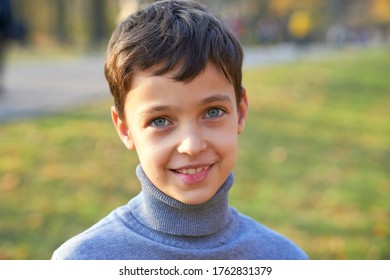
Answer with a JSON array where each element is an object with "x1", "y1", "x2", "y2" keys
[
  {"x1": 2, "y1": 0, "x2": 390, "y2": 48},
  {"x1": 0, "y1": 0, "x2": 389, "y2": 259}
]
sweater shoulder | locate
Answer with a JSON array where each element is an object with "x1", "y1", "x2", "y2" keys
[
  {"x1": 234, "y1": 211, "x2": 309, "y2": 260},
  {"x1": 51, "y1": 204, "x2": 138, "y2": 260}
]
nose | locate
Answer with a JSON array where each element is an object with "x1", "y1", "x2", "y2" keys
[{"x1": 177, "y1": 124, "x2": 207, "y2": 156}]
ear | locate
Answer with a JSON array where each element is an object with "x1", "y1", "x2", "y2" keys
[
  {"x1": 111, "y1": 106, "x2": 135, "y2": 150},
  {"x1": 237, "y1": 87, "x2": 248, "y2": 135}
]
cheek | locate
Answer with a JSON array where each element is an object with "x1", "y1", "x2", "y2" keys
[
  {"x1": 134, "y1": 136, "x2": 172, "y2": 165},
  {"x1": 210, "y1": 128, "x2": 238, "y2": 156}
]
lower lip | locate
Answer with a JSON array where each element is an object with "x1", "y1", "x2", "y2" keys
[{"x1": 173, "y1": 166, "x2": 212, "y2": 184}]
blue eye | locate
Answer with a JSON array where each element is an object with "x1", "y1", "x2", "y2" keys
[
  {"x1": 205, "y1": 108, "x2": 223, "y2": 119},
  {"x1": 151, "y1": 118, "x2": 169, "y2": 127}
]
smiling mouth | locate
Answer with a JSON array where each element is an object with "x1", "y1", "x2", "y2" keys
[{"x1": 173, "y1": 166, "x2": 210, "y2": 175}]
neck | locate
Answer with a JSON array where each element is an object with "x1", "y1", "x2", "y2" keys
[{"x1": 133, "y1": 165, "x2": 234, "y2": 236}]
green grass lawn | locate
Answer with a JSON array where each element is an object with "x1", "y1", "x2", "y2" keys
[{"x1": 0, "y1": 47, "x2": 389, "y2": 259}]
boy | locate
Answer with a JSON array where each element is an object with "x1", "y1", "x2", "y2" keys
[{"x1": 52, "y1": 0, "x2": 308, "y2": 260}]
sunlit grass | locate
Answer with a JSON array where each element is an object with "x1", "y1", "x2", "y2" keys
[
  {"x1": 234, "y1": 47, "x2": 389, "y2": 259},
  {"x1": 0, "y1": 47, "x2": 389, "y2": 259}
]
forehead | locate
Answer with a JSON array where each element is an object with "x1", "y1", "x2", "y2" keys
[{"x1": 124, "y1": 63, "x2": 235, "y2": 111}]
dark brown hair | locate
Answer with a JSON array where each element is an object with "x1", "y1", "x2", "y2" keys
[{"x1": 104, "y1": 0, "x2": 244, "y2": 119}]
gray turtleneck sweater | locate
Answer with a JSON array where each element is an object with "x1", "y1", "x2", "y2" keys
[{"x1": 52, "y1": 165, "x2": 308, "y2": 260}]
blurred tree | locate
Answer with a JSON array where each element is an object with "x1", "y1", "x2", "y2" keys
[
  {"x1": 371, "y1": 0, "x2": 390, "y2": 41},
  {"x1": 117, "y1": 0, "x2": 140, "y2": 22},
  {"x1": 55, "y1": 0, "x2": 68, "y2": 44},
  {"x1": 288, "y1": 10, "x2": 313, "y2": 41},
  {"x1": 90, "y1": 0, "x2": 107, "y2": 45},
  {"x1": 371, "y1": 0, "x2": 390, "y2": 23},
  {"x1": 269, "y1": 0, "x2": 294, "y2": 17}
]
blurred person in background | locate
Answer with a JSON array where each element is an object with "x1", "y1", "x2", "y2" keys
[
  {"x1": 0, "y1": 0, "x2": 26, "y2": 94},
  {"x1": 0, "y1": 0, "x2": 12, "y2": 94}
]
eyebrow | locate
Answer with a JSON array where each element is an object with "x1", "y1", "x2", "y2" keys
[
  {"x1": 199, "y1": 94, "x2": 233, "y2": 106},
  {"x1": 138, "y1": 105, "x2": 176, "y2": 118},
  {"x1": 139, "y1": 94, "x2": 233, "y2": 116}
]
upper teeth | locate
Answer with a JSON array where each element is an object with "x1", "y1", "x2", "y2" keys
[{"x1": 177, "y1": 167, "x2": 207, "y2": 175}]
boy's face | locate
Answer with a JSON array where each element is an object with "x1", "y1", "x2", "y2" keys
[{"x1": 112, "y1": 63, "x2": 248, "y2": 205}]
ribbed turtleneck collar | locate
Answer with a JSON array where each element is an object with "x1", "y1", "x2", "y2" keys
[{"x1": 132, "y1": 165, "x2": 234, "y2": 236}]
